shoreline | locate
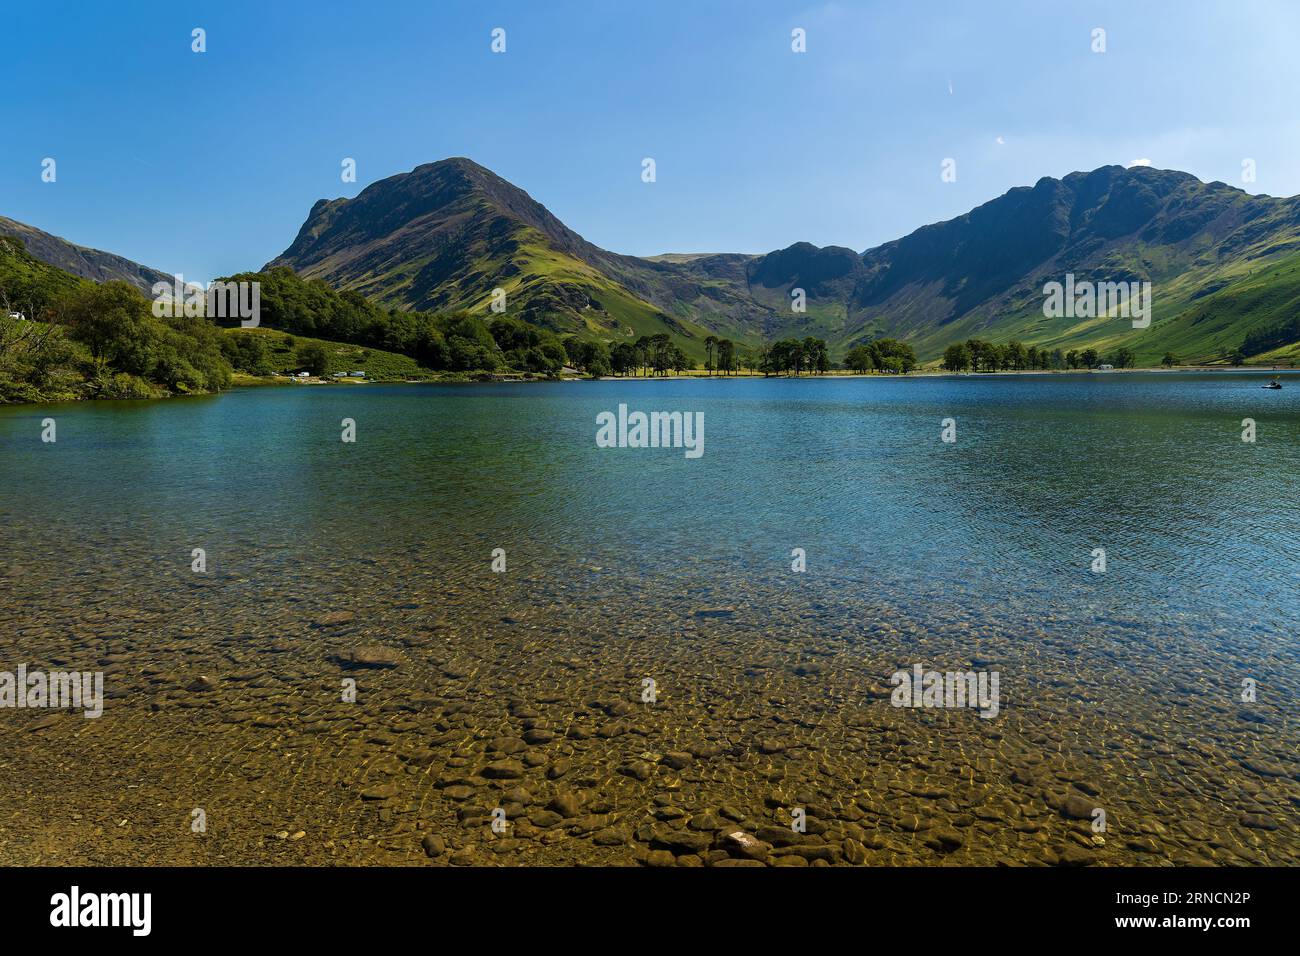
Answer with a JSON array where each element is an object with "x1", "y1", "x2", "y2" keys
[
  {"x1": 3, "y1": 364, "x2": 1294, "y2": 409},
  {"x1": 597, "y1": 365, "x2": 1300, "y2": 380}
]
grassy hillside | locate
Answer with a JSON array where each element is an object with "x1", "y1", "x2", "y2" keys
[
  {"x1": 926, "y1": 251, "x2": 1300, "y2": 365},
  {"x1": 924, "y1": 251, "x2": 1300, "y2": 367},
  {"x1": 222, "y1": 327, "x2": 432, "y2": 380},
  {"x1": 1, "y1": 238, "x2": 231, "y2": 403},
  {"x1": 0, "y1": 235, "x2": 88, "y2": 311},
  {"x1": 1134, "y1": 253, "x2": 1300, "y2": 364},
  {"x1": 0, "y1": 216, "x2": 170, "y2": 294},
  {"x1": 835, "y1": 170, "x2": 1300, "y2": 362},
  {"x1": 353, "y1": 224, "x2": 716, "y2": 358}
]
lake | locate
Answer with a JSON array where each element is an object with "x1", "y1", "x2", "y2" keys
[{"x1": 1, "y1": 371, "x2": 1296, "y2": 865}]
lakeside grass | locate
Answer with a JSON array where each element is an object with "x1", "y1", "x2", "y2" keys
[{"x1": 223, "y1": 327, "x2": 436, "y2": 382}]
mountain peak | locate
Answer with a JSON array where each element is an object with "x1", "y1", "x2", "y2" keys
[
  {"x1": 266, "y1": 157, "x2": 594, "y2": 279},
  {"x1": 410, "y1": 156, "x2": 494, "y2": 176}
]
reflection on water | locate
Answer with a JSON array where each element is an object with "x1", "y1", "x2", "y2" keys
[{"x1": 0, "y1": 372, "x2": 1296, "y2": 865}]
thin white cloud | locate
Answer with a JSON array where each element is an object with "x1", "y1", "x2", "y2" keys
[{"x1": 1128, "y1": 157, "x2": 1152, "y2": 167}]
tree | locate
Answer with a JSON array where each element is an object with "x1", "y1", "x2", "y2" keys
[
  {"x1": 717, "y1": 338, "x2": 735, "y2": 375},
  {"x1": 220, "y1": 332, "x2": 274, "y2": 375},
  {"x1": 61, "y1": 281, "x2": 152, "y2": 371},
  {"x1": 768, "y1": 339, "x2": 803, "y2": 375},
  {"x1": 296, "y1": 342, "x2": 329, "y2": 375},
  {"x1": 874, "y1": 339, "x2": 916, "y2": 373},
  {"x1": 610, "y1": 342, "x2": 638, "y2": 376},
  {"x1": 1161, "y1": 351, "x2": 1177, "y2": 368},
  {"x1": 648, "y1": 333, "x2": 673, "y2": 376},
  {"x1": 410, "y1": 326, "x2": 447, "y2": 368},
  {"x1": 1109, "y1": 347, "x2": 1137, "y2": 369},
  {"x1": 1243, "y1": 317, "x2": 1300, "y2": 356},
  {"x1": 0, "y1": 299, "x2": 76, "y2": 396},
  {"x1": 1081, "y1": 348, "x2": 1099, "y2": 369},
  {"x1": 802, "y1": 337, "x2": 828, "y2": 374},
  {"x1": 845, "y1": 345, "x2": 874, "y2": 374},
  {"x1": 568, "y1": 339, "x2": 611, "y2": 377},
  {"x1": 670, "y1": 345, "x2": 689, "y2": 375},
  {"x1": 1229, "y1": 347, "x2": 1246, "y2": 367},
  {"x1": 942, "y1": 342, "x2": 970, "y2": 372},
  {"x1": 704, "y1": 335, "x2": 718, "y2": 374}
]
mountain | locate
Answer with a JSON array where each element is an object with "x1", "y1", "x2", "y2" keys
[
  {"x1": 269, "y1": 160, "x2": 1300, "y2": 364},
  {"x1": 824, "y1": 164, "x2": 1300, "y2": 362},
  {"x1": 265, "y1": 158, "x2": 744, "y2": 360},
  {"x1": 0, "y1": 234, "x2": 90, "y2": 312},
  {"x1": 0, "y1": 216, "x2": 170, "y2": 295}
]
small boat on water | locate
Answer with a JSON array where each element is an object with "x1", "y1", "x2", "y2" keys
[{"x1": 1263, "y1": 378, "x2": 1282, "y2": 389}]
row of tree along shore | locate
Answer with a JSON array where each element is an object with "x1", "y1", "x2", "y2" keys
[
  {"x1": 606, "y1": 335, "x2": 918, "y2": 376},
  {"x1": 943, "y1": 339, "x2": 1177, "y2": 372}
]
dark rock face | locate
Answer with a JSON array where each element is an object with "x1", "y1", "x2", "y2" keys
[{"x1": 0, "y1": 216, "x2": 170, "y2": 293}]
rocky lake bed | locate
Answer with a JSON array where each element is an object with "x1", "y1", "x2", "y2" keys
[
  {"x1": 2, "y1": 551, "x2": 1295, "y2": 867},
  {"x1": 2, "y1": 376, "x2": 1296, "y2": 867}
]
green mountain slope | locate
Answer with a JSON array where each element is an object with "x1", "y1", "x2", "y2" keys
[
  {"x1": 268, "y1": 159, "x2": 1300, "y2": 364},
  {"x1": 1132, "y1": 253, "x2": 1300, "y2": 363},
  {"x1": 766, "y1": 165, "x2": 1300, "y2": 362},
  {"x1": 0, "y1": 235, "x2": 90, "y2": 311},
  {"x1": 265, "y1": 158, "x2": 729, "y2": 361},
  {"x1": 0, "y1": 216, "x2": 170, "y2": 294}
]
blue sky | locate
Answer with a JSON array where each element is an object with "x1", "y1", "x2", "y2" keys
[{"x1": 4, "y1": 0, "x2": 1299, "y2": 282}]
